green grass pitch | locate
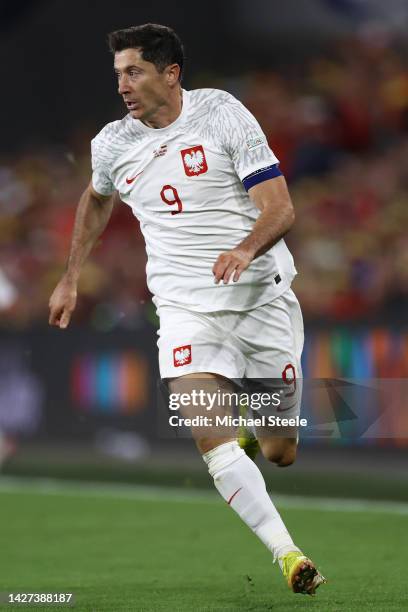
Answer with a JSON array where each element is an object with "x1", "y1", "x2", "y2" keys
[{"x1": 0, "y1": 482, "x2": 406, "y2": 611}]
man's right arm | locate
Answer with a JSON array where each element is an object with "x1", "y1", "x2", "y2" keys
[{"x1": 48, "y1": 182, "x2": 114, "y2": 328}]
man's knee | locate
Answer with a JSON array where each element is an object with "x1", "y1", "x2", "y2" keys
[{"x1": 258, "y1": 438, "x2": 297, "y2": 467}]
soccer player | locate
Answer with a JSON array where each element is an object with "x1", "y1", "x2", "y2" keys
[{"x1": 49, "y1": 24, "x2": 325, "y2": 595}]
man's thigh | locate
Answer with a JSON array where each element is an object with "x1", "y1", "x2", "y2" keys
[{"x1": 167, "y1": 372, "x2": 238, "y2": 453}]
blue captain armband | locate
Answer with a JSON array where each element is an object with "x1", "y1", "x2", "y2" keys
[{"x1": 242, "y1": 164, "x2": 283, "y2": 192}]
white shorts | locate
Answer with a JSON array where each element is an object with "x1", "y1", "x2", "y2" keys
[{"x1": 156, "y1": 288, "x2": 304, "y2": 416}]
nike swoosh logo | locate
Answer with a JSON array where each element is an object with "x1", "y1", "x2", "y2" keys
[
  {"x1": 227, "y1": 487, "x2": 242, "y2": 505},
  {"x1": 125, "y1": 171, "x2": 144, "y2": 185}
]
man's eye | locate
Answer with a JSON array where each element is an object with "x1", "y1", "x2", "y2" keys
[{"x1": 130, "y1": 71, "x2": 140, "y2": 77}]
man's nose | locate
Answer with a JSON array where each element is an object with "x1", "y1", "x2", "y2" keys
[{"x1": 118, "y1": 75, "x2": 131, "y2": 95}]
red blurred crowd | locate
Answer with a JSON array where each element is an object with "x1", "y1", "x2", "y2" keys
[{"x1": 1, "y1": 36, "x2": 408, "y2": 328}]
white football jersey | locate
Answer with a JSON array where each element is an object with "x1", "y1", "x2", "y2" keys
[{"x1": 91, "y1": 88, "x2": 297, "y2": 312}]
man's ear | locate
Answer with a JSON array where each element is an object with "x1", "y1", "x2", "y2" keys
[{"x1": 166, "y1": 63, "x2": 181, "y2": 86}]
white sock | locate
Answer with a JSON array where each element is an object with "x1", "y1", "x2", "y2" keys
[{"x1": 203, "y1": 440, "x2": 300, "y2": 561}]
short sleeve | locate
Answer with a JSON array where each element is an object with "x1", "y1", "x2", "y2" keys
[
  {"x1": 213, "y1": 94, "x2": 281, "y2": 187},
  {"x1": 91, "y1": 132, "x2": 115, "y2": 197}
]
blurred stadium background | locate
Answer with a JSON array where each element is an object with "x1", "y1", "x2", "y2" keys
[
  {"x1": 1, "y1": 0, "x2": 408, "y2": 492},
  {"x1": 0, "y1": 2, "x2": 408, "y2": 609}
]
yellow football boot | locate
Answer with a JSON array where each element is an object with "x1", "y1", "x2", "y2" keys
[{"x1": 279, "y1": 551, "x2": 326, "y2": 596}]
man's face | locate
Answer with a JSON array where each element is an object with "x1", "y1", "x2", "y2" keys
[{"x1": 114, "y1": 48, "x2": 171, "y2": 121}]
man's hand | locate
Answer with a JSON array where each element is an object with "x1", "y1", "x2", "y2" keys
[
  {"x1": 212, "y1": 247, "x2": 255, "y2": 284},
  {"x1": 47, "y1": 182, "x2": 114, "y2": 329},
  {"x1": 49, "y1": 275, "x2": 77, "y2": 329}
]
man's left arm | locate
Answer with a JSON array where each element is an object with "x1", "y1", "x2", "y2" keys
[{"x1": 212, "y1": 176, "x2": 295, "y2": 284}]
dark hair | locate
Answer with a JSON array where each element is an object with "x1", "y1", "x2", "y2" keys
[{"x1": 108, "y1": 23, "x2": 184, "y2": 80}]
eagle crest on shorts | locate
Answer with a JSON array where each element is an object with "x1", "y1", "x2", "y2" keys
[
  {"x1": 173, "y1": 345, "x2": 192, "y2": 367},
  {"x1": 180, "y1": 145, "x2": 208, "y2": 176}
]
